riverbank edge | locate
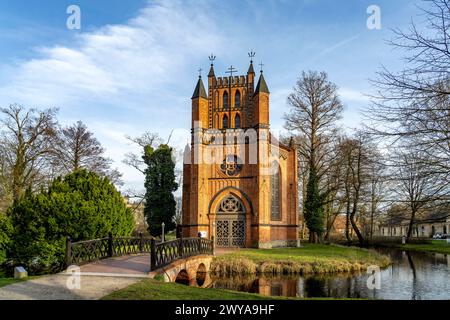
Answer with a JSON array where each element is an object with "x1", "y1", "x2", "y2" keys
[
  {"x1": 102, "y1": 277, "x2": 363, "y2": 300},
  {"x1": 102, "y1": 278, "x2": 283, "y2": 300},
  {"x1": 210, "y1": 246, "x2": 391, "y2": 276},
  {"x1": 376, "y1": 241, "x2": 450, "y2": 255}
]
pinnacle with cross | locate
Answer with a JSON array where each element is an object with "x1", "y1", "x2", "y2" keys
[
  {"x1": 259, "y1": 61, "x2": 264, "y2": 73},
  {"x1": 226, "y1": 65, "x2": 237, "y2": 78}
]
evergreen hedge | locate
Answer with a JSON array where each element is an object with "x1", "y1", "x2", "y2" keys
[{"x1": 8, "y1": 169, "x2": 134, "y2": 273}]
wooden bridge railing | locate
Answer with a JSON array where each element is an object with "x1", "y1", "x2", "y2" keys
[{"x1": 65, "y1": 233, "x2": 215, "y2": 269}]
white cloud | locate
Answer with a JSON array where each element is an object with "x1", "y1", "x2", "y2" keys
[
  {"x1": 0, "y1": 0, "x2": 229, "y2": 192},
  {"x1": 0, "y1": 0, "x2": 226, "y2": 108}
]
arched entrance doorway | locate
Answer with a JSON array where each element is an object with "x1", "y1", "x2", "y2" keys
[{"x1": 215, "y1": 194, "x2": 246, "y2": 247}]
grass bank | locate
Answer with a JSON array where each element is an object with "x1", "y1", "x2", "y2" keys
[
  {"x1": 0, "y1": 278, "x2": 19, "y2": 288},
  {"x1": 0, "y1": 277, "x2": 33, "y2": 288},
  {"x1": 395, "y1": 240, "x2": 450, "y2": 255},
  {"x1": 211, "y1": 244, "x2": 390, "y2": 276},
  {"x1": 103, "y1": 278, "x2": 362, "y2": 300},
  {"x1": 103, "y1": 278, "x2": 280, "y2": 300}
]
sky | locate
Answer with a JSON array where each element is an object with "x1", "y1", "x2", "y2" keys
[{"x1": 0, "y1": 0, "x2": 425, "y2": 194}]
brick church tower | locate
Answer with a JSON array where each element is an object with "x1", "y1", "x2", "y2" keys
[{"x1": 181, "y1": 55, "x2": 299, "y2": 248}]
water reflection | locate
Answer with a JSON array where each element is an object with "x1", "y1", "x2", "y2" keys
[{"x1": 209, "y1": 248, "x2": 450, "y2": 300}]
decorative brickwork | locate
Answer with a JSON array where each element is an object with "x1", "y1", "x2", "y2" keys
[{"x1": 182, "y1": 58, "x2": 299, "y2": 248}]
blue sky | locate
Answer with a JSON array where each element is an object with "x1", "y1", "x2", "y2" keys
[{"x1": 0, "y1": 0, "x2": 424, "y2": 193}]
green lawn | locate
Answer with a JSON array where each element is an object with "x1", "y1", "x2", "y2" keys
[
  {"x1": 0, "y1": 278, "x2": 17, "y2": 288},
  {"x1": 0, "y1": 275, "x2": 38, "y2": 288},
  {"x1": 104, "y1": 244, "x2": 381, "y2": 300},
  {"x1": 212, "y1": 244, "x2": 391, "y2": 275},
  {"x1": 103, "y1": 278, "x2": 279, "y2": 300},
  {"x1": 0, "y1": 277, "x2": 27, "y2": 288},
  {"x1": 103, "y1": 278, "x2": 362, "y2": 300},
  {"x1": 398, "y1": 240, "x2": 450, "y2": 255}
]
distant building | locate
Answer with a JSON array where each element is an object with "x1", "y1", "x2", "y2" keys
[
  {"x1": 377, "y1": 210, "x2": 449, "y2": 238},
  {"x1": 327, "y1": 214, "x2": 362, "y2": 240},
  {"x1": 123, "y1": 196, "x2": 148, "y2": 235}
]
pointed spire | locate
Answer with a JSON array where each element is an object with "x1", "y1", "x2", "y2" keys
[
  {"x1": 192, "y1": 76, "x2": 207, "y2": 99},
  {"x1": 247, "y1": 50, "x2": 256, "y2": 74},
  {"x1": 247, "y1": 61, "x2": 255, "y2": 74},
  {"x1": 183, "y1": 143, "x2": 191, "y2": 164},
  {"x1": 254, "y1": 71, "x2": 270, "y2": 95},
  {"x1": 208, "y1": 64, "x2": 215, "y2": 77}
]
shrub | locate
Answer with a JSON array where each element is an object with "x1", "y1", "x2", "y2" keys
[
  {"x1": 0, "y1": 214, "x2": 13, "y2": 264},
  {"x1": 9, "y1": 169, "x2": 134, "y2": 273}
]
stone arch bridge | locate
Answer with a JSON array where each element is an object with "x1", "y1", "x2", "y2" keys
[
  {"x1": 67, "y1": 235, "x2": 215, "y2": 286},
  {"x1": 149, "y1": 255, "x2": 214, "y2": 287}
]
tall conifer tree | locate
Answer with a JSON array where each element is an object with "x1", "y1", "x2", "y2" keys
[{"x1": 143, "y1": 144, "x2": 178, "y2": 236}]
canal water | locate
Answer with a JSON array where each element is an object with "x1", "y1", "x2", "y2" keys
[{"x1": 209, "y1": 248, "x2": 450, "y2": 300}]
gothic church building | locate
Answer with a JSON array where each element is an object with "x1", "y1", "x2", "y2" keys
[{"x1": 182, "y1": 57, "x2": 299, "y2": 248}]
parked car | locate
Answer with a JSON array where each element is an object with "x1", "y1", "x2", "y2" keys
[{"x1": 432, "y1": 233, "x2": 448, "y2": 239}]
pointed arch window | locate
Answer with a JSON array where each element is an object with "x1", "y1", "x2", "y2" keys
[
  {"x1": 222, "y1": 114, "x2": 229, "y2": 129},
  {"x1": 235, "y1": 114, "x2": 241, "y2": 129},
  {"x1": 234, "y1": 90, "x2": 241, "y2": 107},
  {"x1": 223, "y1": 91, "x2": 229, "y2": 109},
  {"x1": 214, "y1": 114, "x2": 219, "y2": 129},
  {"x1": 271, "y1": 162, "x2": 281, "y2": 221}
]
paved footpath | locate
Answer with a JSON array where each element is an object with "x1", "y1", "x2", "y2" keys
[
  {"x1": 0, "y1": 250, "x2": 234, "y2": 300},
  {"x1": 0, "y1": 254, "x2": 150, "y2": 300}
]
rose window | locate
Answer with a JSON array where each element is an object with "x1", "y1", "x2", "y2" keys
[{"x1": 220, "y1": 155, "x2": 242, "y2": 176}]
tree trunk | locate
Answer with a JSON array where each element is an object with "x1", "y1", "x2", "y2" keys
[
  {"x1": 350, "y1": 210, "x2": 364, "y2": 245},
  {"x1": 350, "y1": 180, "x2": 364, "y2": 245},
  {"x1": 407, "y1": 207, "x2": 417, "y2": 241},
  {"x1": 369, "y1": 193, "x2": 376, "y2": 240},
  {"x1": 325, "y1": 212, "x2": 339, "y2": 242},
  {"x1": 345, "y1": 189, "x2": 351, "y2": 243}
]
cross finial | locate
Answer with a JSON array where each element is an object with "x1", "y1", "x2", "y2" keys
[
  {"x1": 226, "y1": 65, "x2": 237, "y2": 78},
  {"x1": 208, "y1": 53, "x2": 216, "y2": 66},
  {"x1": 198, "y1": 67, "x2": 202, "y2": 78},
  {"x1": 248, "y1": 50, "x2": 256, "y2": 63},
  {"x1": 259, "y1": 61, "x2": 265, "y2": 73}
]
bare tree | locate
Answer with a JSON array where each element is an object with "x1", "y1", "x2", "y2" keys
[
  {"x1": 52, "y1": 121, "x2": 122, "y2": 185},
  {"x1": 284, "y1": 71, "x2": 344, "y2": 242},
  {"x1": 122, "y1": 131, "x2": 162, "y2": 199},
  {"x1": 285, "y1": 71, "x2": 344, "y2": 176},
  {"x1": 367, "y1": 151, "x2": 386, "y2": 240},
  {"x1": 366, "y1": 0, "x2": 450, "y2": 200},
  {"x1": 0, "y1": 104, "x2": 58, "y2": 202},
  {"x1": 123, "y1": 131, "x2": 162, "y2": 174},
  {"x1": 323, "y1": 136, "x2": 347, "y2": 241},
  {"x1": 388, "y1": 150, "x2": 446, "y2": 240},
  {"x1": 374, "y1": 0, "x2": 449, "y2": 101},
  {"x1": 337, "y1": 134, "x2": 386, "y2": 245},
  {"x1": 339, "y1": 137, "x2": 366, "y2": 244},
  {"x1": 0, "y1": 151, "x2": 12, "y2": 213}
]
